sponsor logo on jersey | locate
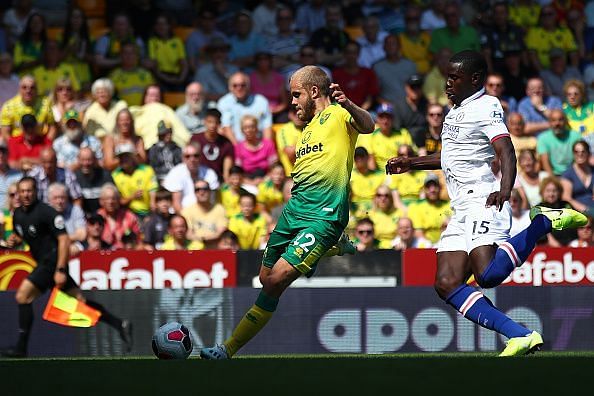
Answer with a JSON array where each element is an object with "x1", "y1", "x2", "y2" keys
[
  {"x1": 455, "y1": 112, "x2": 465, "y2": 122},
  {"x1": 295, "y1": 142, "x2": 324, "y2": 159},
  {"x1": 54, "y1": 215, "x2": 65, "y2": 230},
  {"x1": 490, "y1": 110, "x2": 504, "y2": 124},
  {"x1": 320, "y1": 113, "x2": 331, "y2": 125},
  {"x1": 28, "y1": 225, "x2": 36, "y2": 236},
  {"x1": 442, "y1": 123, "x2": 460, "y2": 139}
]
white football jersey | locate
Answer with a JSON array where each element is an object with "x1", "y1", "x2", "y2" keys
[{"x1": 441, "y1": 88, "x2": 510, "y2": 206}]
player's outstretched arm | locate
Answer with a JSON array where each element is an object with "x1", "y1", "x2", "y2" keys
[
  {"x1": 330, "y1": 83, "x2": 375, "y2": 134},
  {"x1": 386, "y1": 152, "x2": 442, "y2": 174},
  {"x1": 485, "y1": 136, "x2": 516, "y2": 211}
]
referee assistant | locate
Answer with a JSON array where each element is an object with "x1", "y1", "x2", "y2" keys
[{"x1": 0, "y1": 177, "x2": 133, "y2": 357}]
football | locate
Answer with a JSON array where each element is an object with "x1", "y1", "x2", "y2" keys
[{"x1": 152, "y1": 322, "x2": 193, "y2": 359}]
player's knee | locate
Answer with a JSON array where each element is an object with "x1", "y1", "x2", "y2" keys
[
  {"x1": 260, "y1": 272, "x2": 290, "y2": 298},
  {"x1": 475, "y1": 273, "x2": 500, "y2": 289},
  {"x1": 434, "y1": 276, "x2": 459, "y2": 300}
]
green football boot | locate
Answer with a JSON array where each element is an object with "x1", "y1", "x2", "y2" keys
[
  {"x1": 499, "y1": 331, "x2": 543, "y2": 357},
  {"x1": 529, "y1": 206, "x2": 588, "y2": 231}
]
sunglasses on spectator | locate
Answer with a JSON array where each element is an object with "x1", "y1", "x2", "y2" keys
[
  {"x1": 184, "y1": 153, "x2": 199, "y2": 158},
  {"x1": 194, "y1": 186, "x2": 209, "y2": 192},
  {"x1": 232, "y1": 83, "x2": 247, "y2": 88},
  {"x1": 429, "y1": 113, "x2": 443, "y2": 117},
  {"x1": 357, "y1": 229, "x2": 373, "y2": 235}
]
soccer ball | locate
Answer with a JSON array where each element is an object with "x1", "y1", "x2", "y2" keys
[{"x1": 152, "y1": 322, "x2": 193, "y2": 359}]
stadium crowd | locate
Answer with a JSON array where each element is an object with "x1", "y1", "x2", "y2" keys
[{"x1": 1, "y1": 0, "x2": 594, "y2": 254}]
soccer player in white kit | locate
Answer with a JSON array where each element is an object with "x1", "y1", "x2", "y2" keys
[{"x1": 386, "y1": 50, "x2": 587, "y2": 356}]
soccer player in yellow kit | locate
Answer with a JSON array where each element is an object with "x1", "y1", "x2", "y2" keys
[{"x1": 200, "y1": 65, "x2": 375, "y2": 359}]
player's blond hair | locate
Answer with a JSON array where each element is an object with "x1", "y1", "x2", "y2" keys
[{"x1": 291, "y1": 66, "x2": 330, "y2": 97}]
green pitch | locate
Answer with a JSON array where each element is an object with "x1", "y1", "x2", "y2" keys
[{"x1": 2, "y1": 352, "x2": 593, "y2": 395}]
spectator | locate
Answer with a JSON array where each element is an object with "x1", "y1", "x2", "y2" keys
[
  {"x1": 420, "y1": 0, "x2": 447, "y2": 31},
  {"x1": 182, "y1": 180, "x2": 228, "y2": 249},
  {"x1": 146, "y1": 13, "x2": 188, "y2": 91},
  {"x1": 525, "y1": 5, "x2": 579, "y2": 72},
  {"x1": 350, "y1": 146, "x2": 388, "y2": 218},
  {"x1": 429, "y1": 2, "x2": 480, "y2": 55},
  {"x1": 103, "y1": 108, "x2": 147, "y2": 171},
  {"x1": 484, "y1": 73, "x2": 518, "y2": 115},
  {"x1": 250, "y1": 52, "x2": 288, "y2": 123},
  {"x1": 176, "y1": 82, "x2": 208, "y2": 134},
  {"x1": 228, "y1": 10, "x2": 266, "y2": 70},
  {"x1": 509, "y1": 0, "x2": 540, "y2": 30},
  {"x1": 256, "y1": 162, "x2": 287, "y2": 220},
  {"x1": 373, "y1": 34, "x2": 417, "y2": 107},
  {"x1": 130, "y1": 84, "x2": 191, "y2": 150},
  {"x1": 228, "y1": 191, "x2": 270, "y2": 250},
  {"x1": 308, "y1": 4, "x2": 349, "y2": 68},
  {"x1": 352, "y1": 217, "x2": 379, "y2": 252},
  {"x1": 367, "y1": 184, "x2": 404, "y2": 249},
  {"x1": 186, "y1": 8, "x2": 228, "y2": 74},
  {"x1": 220, "y1": 165, "x2": 245, "y2": 218},
  {"x1": 280, "y1": 44, "x2": 333, "y2": 86},
  {"x1": 47, "y1": 182, "x2": 85, "y2": 242},
  {"x1": 479, "y1": 1, "x2": 527, "y2": 73},
  {"x1": 332, "y1": 41, "x2": 380, "y2": 111},
  {"x1": 7, "y1": 114, "x2": 51, "y2": 172},
  {"x1": 509, "y1": 188, "x2": 531, "y2": 237},
  {"x1": 516, "y1": 148, "x2": 547, "y2": 209},
  {"x1": 0, "y1": 53, "x2": 19, "y2": 108},
  {"x1": 392, "y1": 217, "x2": 433, "y2": 250},
  {"x1": 13, "y1": 12, "x2": 46, "y2": 74},
  {"x1": 569, "y1": 217, "x2": 594, "y2": 247},
  {"x1": 499, "y1": 47, "x2": 539, "y2": 102},
  {"x1": 0, "y1": 182, "x2": 23, "y2": 248},
  {"x1": 398, "y1": 6, "x2": 431, "y2": 75},
  {"x1": 275, "y1": 107, "x2": 302, "y2": 177},
  {"x1": 111, "y1": 143, "x2": 158, "y2": 220},
  {"x1": 234, "y1": 114, "x2": 278, "y2": 185},
  {"x1": 562, "y1": 79, "x2": 594, "y2": 135},
  {"x1": 518, "y1": 77, "x2": 563, "y2": 136},
  {"x1": 50, "y1": 78, "x2": 89, "y2": 128},
  {"x1": 566, "y1": 6, "x2": 588, "y2": 65},
  {"x1": 82, "y1": 78, "x2": 128, "y2": 139},
  {"x1": 60, "y1": 7, "x2": 92, "y2": 92},
  {"x1": 3, "y1": 0, "x2": 35, "y2": 50},
  {"x1": 393, "y1": 74, "x2": 429, "y2": 148},
  {"x1": 190, "y1": 108, "x2": 234, "y2": 183},
  {"x1": 159, "y1": 214, "x2": 204, "y2": 250},
  {"x1": 216, "y1": 229, "x2": 240, "y2": 250},
  {"x1": 97, "y1": 183, "x2": 141, "y2": 249},
  {"x1": 359, "y1": 103, "x2": 414, "y2": 171},
  {"x1": 217, "y1": 71, "x2": 273, "y2": 144},
  {"x1": 419, "y1": 104, "x2": 444, "y2": 156},
  {"x1": 94, "y1": 12, "x2": 145, "y2": 76},
  {"x1": 141, "y1": 189, "x2": 172, "y2": 250},
  {"x1": 407, "y1": 173, "x2": 452, "y2": 245},
  {"x1": 193, "y1": 36, "x2": 238, "y2": 103},
  {"x1": 507, "y1": 112, "x2": 537, "y2": 161},
  {"x1": 560, "y1": 140, "x2": 594, "y2": 214},
  {"x1": 266, "y1": 7, "x2": 307, "y2": 71},
  {"x1": 148, "y1": 120, "x2": 182, "y2": 183},
  {"x1": 1, "y1": 75, "x2": 56, "y2": 142},
  {"x1": 541, "y1": 48, "x2": 583, "y2": 99},
  {"x1": 31, "y1": 40, "x2": 79, "y2": 96},
  {"x1": 74, "y1": 147, "x2": 113, "y2": 214},
  {"x1": 422, "y1": 47, "x2": 452, "y2": 107},
  {"x1": 163, "y1": 142, "x2": 219, "y2": 212},
  {"x1": 70, "y1": 213, "x2": 112, "y2": 256},
  {"x1": 53, "y1": 109, "x2": 102, "y2": 171},
  {"x1": 252, "y1": 0, "x2": 282, "y2": 37},
  {"x1": 109, "y1": 42, "x2": 155, "y2": 107},
  {"x1": 0, "y1": 142, "x2": 22, "y2": 209},
  {"x1": 295, "y1": 0, "x2": 327, "y2": 36},
  {"x1": 537, "y1": 109, "x2": 582, "y2": 176},
  {"x1": 27, "y1": 147, "x2": 82, "y2": 206},
  {"x1": 387, "y1": 143, "x2": 427, "y2": 206},
  {"x1": 356, "y1": 15, "x2": 388, "y2": 70},
  {"x1": 536, "y1": 176, "x2": 577, "y2": 246}
]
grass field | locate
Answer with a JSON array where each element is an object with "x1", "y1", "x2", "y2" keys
[{"x1": 2, "y1": 352, "x2": 594, "y2": 395}]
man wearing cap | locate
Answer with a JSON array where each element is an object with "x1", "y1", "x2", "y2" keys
[
  {"x1": 194, "y1": 36, "x2": 239, "y2": 103},
  {"x1": 407, "y1": 173, "x2": 451, "y2": 244},
  {"x1": 7, "y1": 114, "x2": 51, "y2": 172},
  {"x1": 357, "y1": 103, "x2": 414, "y2": 170},
  {"x1": 0, "y1": 75, "x2": 56, "y2": 142},
  {"x1": 52, "y1": 109, "x2": 103, "y2": 171},
  {"x1": 111, "y1": 142, "x2": 159, "y2": 219},
  {"x1": 393, "y1": 74, "x2": 430, "y2": 148},
  {"x1": 148, "y1": 120, "x2": 182, "y2": 182}
]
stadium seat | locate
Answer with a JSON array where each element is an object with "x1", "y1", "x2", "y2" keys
[
  {"x1": 76, "y1": 0, "x2": 106, "y2": 18},
  {"x1": 163, "y1": 92, "x2": 186, "y2": 109},
  {"x1": 173, "y1": 26, "x2": 195, "y2": 42},
  {"x1": 47, "y1": 27, "x2": 62, "y2": 41},
  {"x1": 345, "y1": 26, "x2": 364, "y2": 40}
]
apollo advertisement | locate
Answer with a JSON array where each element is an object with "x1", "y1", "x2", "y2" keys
[
  {"x1": 402, "y1": 248, "x2": 594, "y2": 286},
  {"x1": 0, "y1": 250, "x2": 237, "y2": 291},
  {"x1": 0, "y1": 286, "x2": 592, "y2": 357}
]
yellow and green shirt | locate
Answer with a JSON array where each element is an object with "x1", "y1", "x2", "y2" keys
[
  {"x1": 148, "y1": 36, "x2": 186, "y2": 74},
  {"x1": 563, "y1": 102, "x2": 594, "y2": 135},
  {"x1": 287, "y1": 104, "x2": 359, "y2": 225},
  {"x1": 357, "y1": 127, "x2": 414, "y2": 170},
  {"x1": 111, "y1": 164, "x2": 159, "y2": 215},
  {"x1": 257, "y1": 180, "x2": 284, "y2": 212},
  {"x1": 525, "y1": 27, "x2": 577, "y2": 69},
  {"x1": 388, "y1": 170, "x2": 428, "y2": 205},
  {"x1": 13, "y1": 40, "x2": 42, "y2": 74},
  {"x1": 407, "y1": 199, "x2": 452, "y2": 244},
  {"x1": 367, "y1": 207, "x2": 404, "y2": 249},
  {"x1": 350, "y1": 168, "x2": 387, "y2": 215},
  {"x1": 220, "y1": 184, "x2": 241, "y2": 218},
  {"x1": 32, "y1": 63, "x2": 81, "y2": 96},
  {"x1": 109, "y1": 67, "x2": 155, "y2": 106},
  {"x1": 160, "y1": 237, "x2": 204, "y2": 250},
  {"x1": 228, "y1": 213, "x2": 268, "y2": 250},
  {"x1": 0, "y1": 95, "x2": 54, "y2": 137},
  {"x1": 275, "y1": 121, "x2": 300, "y2": 176}
]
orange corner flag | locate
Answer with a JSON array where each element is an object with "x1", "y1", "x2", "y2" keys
[{"x1": 43, "y1": 288, "x2": 102, "y2": 327}]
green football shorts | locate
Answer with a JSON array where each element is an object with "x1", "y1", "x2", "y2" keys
[{"x1": 262, "y1": 207, "x2": 344, "y2": 277}]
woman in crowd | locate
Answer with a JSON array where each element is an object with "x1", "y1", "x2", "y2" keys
[
  {"x1": 60, "y1": 7, "x2": 93, "y2": 92},
  {"x1": 234, "y1": 115, "x2": 277, "y2": 185},
  {"x1": 509, "y1": 188, "x2": 531, "y2": 237},
  {"x1": 536, "y1": 176, "x2": 577, "y2": 247},
  {"x1": 51, "y1": 77, "x2": 90, "y2": 126},
  {"x1": 249, "y1": 52, "x2": 288, "y2": 123},
  {"x1": 367, "y1": 184, "x2": 404, "y2": 249},
  {"x1": 516, "y1": 148, "x2": 547, "y2": 209},
  {"x1": 569, "y1": 216, "x2": 594, "y2": 247},
  {"x1": 562, "y1": 79, "x2": 594, "y2": 135},
  {"x1": 82, "y1": 78, "x2": 128, "y2": 139},
  {"x1": 103, "y1": 108, "x2": 146, "y2": 170},
  {"x1": 13, "y1": 12, "x2": 46, "y2": 74},
  {"x1": 560, "y1": 140, "x2": 594, "y2": 214}
]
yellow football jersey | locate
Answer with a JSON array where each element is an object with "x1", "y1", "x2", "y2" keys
[
  {"x1": 407, "y1": 199, "x2": 452, "y2": 243},
  {"x1": 228, "y1": 213, "x2": 268, "y2": 250},
  {"x1": 109, "y1": 67, "x2": 155, "y2": 106},
  {"x1": 275, "y1": 121, "x2": 300, "y2": 176},
  {"x1": 358, "y1": 128, "x2": 414, "y2": 170},
  {"x1": 148, "y1": 36, "x2": 186, "y2": 74},
  {"x1": 111, "y1": 164, "x2": 159, "y2": 215}
]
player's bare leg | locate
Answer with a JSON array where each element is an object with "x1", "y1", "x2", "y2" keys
[
  {"x1": 201, "y1": 259, "x2": 301, "y2": 359},
  {"x1": 0, "y1": 279, "x2": 41, "y2": 357}
]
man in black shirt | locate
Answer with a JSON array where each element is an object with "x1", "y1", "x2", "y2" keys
[
  {"x1": 0, "y1": 177, "x2": 132, "y2": 357},
  {"x1": 393, "y1": 74, "x2": 429, "y2": 148},
  {"x1": 75, "y1": 147, "x2": 113, "y2": 214}
]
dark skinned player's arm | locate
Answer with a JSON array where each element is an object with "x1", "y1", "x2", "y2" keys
[
  {"x1": 410, "y1": 152, "x2": 442, "y2": 170},
  {"x1": 492, "y1": 136, "x2": 517, "y2": 198}
]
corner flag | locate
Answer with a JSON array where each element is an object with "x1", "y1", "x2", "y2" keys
[{"x1": 42, "y1": 288, "x2": 101, "y2": 327}]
